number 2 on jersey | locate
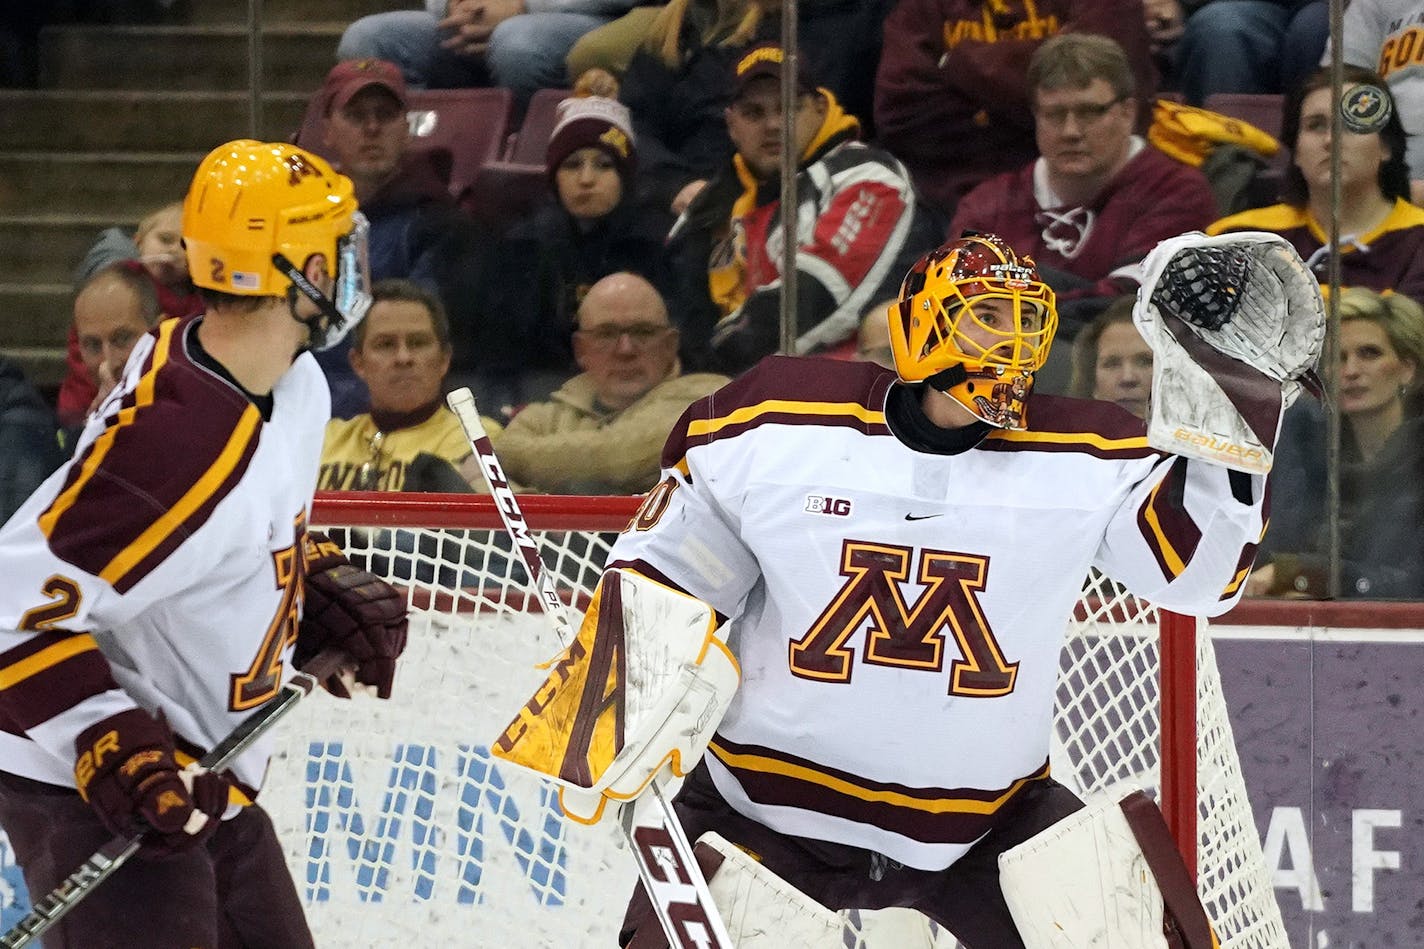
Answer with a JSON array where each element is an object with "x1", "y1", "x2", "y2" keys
[{"x1": 789, "y1": 541, "x2": 1019, "y2": 696}]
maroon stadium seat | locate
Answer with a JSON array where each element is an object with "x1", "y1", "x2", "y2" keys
[
  {"x1": 292, "y1": 87, "x2": 515, "y2": 200},
  {"x1": 506, "y1": 87, "x2": 571, "y2": 165}
]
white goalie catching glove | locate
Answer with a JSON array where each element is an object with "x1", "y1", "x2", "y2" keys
[
  {"x1": 492, "y1": 568, "x2": 739, "y2": 823},
  {"x1": 1134, "y1": 231, "x2": 1326, "y2": 473}
]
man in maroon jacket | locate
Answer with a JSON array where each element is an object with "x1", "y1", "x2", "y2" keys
[
  {"x1": 948, "y1": 32, "x2": 1217, "y2": 391},
  {"x1": 875, "y1": 0, "x2": 1157, "y2": 221}
]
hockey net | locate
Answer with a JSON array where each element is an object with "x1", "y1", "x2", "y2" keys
[{"x1": 261, "y1": 492, "x2": 1287, "y2": 948}]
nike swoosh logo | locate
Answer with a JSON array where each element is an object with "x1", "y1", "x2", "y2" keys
[{"x1": 904, "y1": 513, "x2": 943, "y2": 521}]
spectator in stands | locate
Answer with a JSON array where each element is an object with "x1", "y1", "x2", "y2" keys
[
  {"x1": 320, "y1": 279, "x2": 498, "y2": 492},
  {"x1": 1067, "y1": 296, "x2": 1153, "y2": 419},
  {"x1": 468, "y1": 95, "x2": 673, "y2": 416},
  {"x1": 336, "y1": 0, "x2": 637, "y2": 108},
  {"x1": 59, "y1": 263, "x2": 163, "y2": 439},
  {"x1": 670, "y1": 44, "x2": 939, "y2": 375},
  {"x1": 1331, "y1": 0, "x2": 1424, "y2": 206},
  {"x1": 620, "y1": 0, "x2": 893, "y2": 218},
  {"x1": 486, "y1": 272, "x2": 727, "y2": 494},
  {"x1": 855, "y1": 297, "x2": 898, "y2": 369},
  {"x1": 1207, "y1": 65, "x2": 1424, "y2": 303},
  {"x1": 949, "y1": 32, "x2": 1216, "y2": 391},
  {"x1": 874, "y1": 0, "x2": 1156, "y2": 221},
  {"x1": 56, "y1": 202, "x2": 202, "y2": 426},
  {"x1": 1165, "y1": 0, "x2": 1328, "y2": 105},
  {"x1": 1247, "y1": 287, "x2": 1424, "y2": 599},
  {"x1": 0, "y1": 356, "x2": 64, "y2": 523},
  {"x1": 313, "y1": 58, "x2": 470, "y2": 417}
]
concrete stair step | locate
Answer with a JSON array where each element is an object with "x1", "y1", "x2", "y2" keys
[
  {"x1": 41, "y1": 25, "x2": 345, "y2": 93},
  {"x1": 0, "y1": 215, "x2": 138, "y2": 284},
  {"x1": 0, "y1": 91, "x2": 308, "y2": 152},
  {"x1": 183, "y1": 0, "x2": 417, "y2": 25},
  {"x1": 0, "y1": 153, "x2": 203, "y2": 217},
  {"x1": 0, "y1": 347, "x2": 68, "y2": 390},
  {"x1": 0, "y1": 284, "x2": 74, "y2": 348}
]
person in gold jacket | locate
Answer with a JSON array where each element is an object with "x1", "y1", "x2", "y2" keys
[
  {"x1": 486, "y1": 272, "x2": 727, "y2": 494},
  {"x1": 320, "y1": 279, "x2": 502, "y2": 492}
]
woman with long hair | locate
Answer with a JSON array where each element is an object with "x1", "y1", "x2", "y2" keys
[
  {"x1": 1208, "y1": 64, "x2": 1424, "y2": 301},
  {"x1": 1249, "y1": 287, "x2": 1424, "y2": 598}
]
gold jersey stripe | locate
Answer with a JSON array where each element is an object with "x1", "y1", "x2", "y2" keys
[
  {"x1": 1141, "y1": 476, "x2": 1188, "y2": 577},
  {"x1": 39, "y1": 319, "x2": 178, "y2": 538},
  {"x1": 709, "y1": 740, "x2": 1045, "y2": 815},
  {"x1": 686, "y1": 399, "x2": 887, "y2": 438},
  {"x1": 0, "y1": 633, "x2": 100, "y2": 690},
  {"x1": 99, "y1": 404, "x2": 261, "y2": 585},
  {"x1": 989, "y1": 428, "x2": 1151, "y2": 452}
]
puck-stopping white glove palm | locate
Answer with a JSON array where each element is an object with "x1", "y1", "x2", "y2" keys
[{"x1": 1134, "y1": 231, "x2": 1326, "y2": 473}]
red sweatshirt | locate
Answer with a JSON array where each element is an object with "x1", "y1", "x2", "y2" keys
[
  {"x1": 874, "y1": 0, "x2": 1156, "y2": 218},
  {"x1": 949, "y1": 141, "x2": 1218, "y2": 301}
]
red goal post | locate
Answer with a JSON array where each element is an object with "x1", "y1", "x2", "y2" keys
[{"x1": 265, "y1": 491, "x2": 1285, "y2": 948}]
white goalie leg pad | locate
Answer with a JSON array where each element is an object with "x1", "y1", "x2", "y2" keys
[
  {"x1": 493, "y1": 568, "x2": 739, "y2": 823},
  {"x1": 1134, "y1": 230, "x2": 1326, "y2": 474},
  {"x1": 696, "y1": 832, "x2": 844, "y2": 948},
  {"x1": 999, "y1": 787, "x2": 1175, "y2": 949}
]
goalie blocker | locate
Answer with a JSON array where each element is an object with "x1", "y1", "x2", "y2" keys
[{"x1": 493, "y1": 568, "x2": 739, "y2": 823}]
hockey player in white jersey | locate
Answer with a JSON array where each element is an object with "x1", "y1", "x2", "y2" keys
[
  {"x1": 494, "y1": 229, "x2": 1322, "y2": 947},
  {"x1": 0, "y1": 140, "x2": 409, "y2": 948}
]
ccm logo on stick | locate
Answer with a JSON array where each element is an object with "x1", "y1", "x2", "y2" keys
[{"x1": 805, "y1": 496, "x2": 852, "y2": 517}]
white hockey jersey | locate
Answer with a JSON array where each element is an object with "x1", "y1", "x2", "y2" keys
[
  {"x1": 607, "y1": 356, "x2": 1265, "y2": 871},
  {"x1": 0, "y1": 317, "x2": 329, "y2": 797}
]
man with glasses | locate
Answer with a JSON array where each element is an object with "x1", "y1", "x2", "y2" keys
[
  {"x1": 488, "y1": 272, "x2": 727, "y2": 494},
  {"x1": 949, "y1": 32, "x2": 1217, "y2": 392},
  {"x1": 320, "y1": 278, "x2": 500, "y2": 492},
  {"x1": 672, "y1": 43, "x2": 938, "y2": 376}
]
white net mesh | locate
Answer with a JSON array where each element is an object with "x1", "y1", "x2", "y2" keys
[{"x1": 261, "y1": 498, "x2": 1285, "y2": 948}]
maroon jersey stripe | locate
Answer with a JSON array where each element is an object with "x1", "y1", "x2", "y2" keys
[
  {"x1": 1136, "y1": 457, "x2": 1203, "y2": 581},
  {"x1": 980, "y1": 394, "x2": 1155, "y2": 460},
  {"x1": 0, "y1": 632, "x2": 119, "y2": 731},
  {"x1": 44, "y1": 320, "x2": 264, "y2": 592},
  {"x1": 709, "y1": 735, "x2": 1051, "y2": 844},
  {"x1": 665, "y1": 358, "x2": 895, "y2": 465}
]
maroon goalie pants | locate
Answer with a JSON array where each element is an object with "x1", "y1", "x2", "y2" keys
[
  {"x1": 619, "y1": 762, "x2": 1085, "y2": 949},
  {"x1": 0, "y1": 771, "x2": 314, "y2": 949}
]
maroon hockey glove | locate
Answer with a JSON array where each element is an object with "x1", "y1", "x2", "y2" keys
[
  {"x1": 73, "y1": 708, "x2": 230, "y2": 857},
  {"x1": 296, "y1": 532, "x2": 408, "y2": 699}
]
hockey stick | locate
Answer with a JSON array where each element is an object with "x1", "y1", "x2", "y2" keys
[
  {"x1": 0, "y1": 650, "x2": 345, "y2": 949},
  {"x1": 447, "y1": 388, "x2": 734, "y2": 949}
]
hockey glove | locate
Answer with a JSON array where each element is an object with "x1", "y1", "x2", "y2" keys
[
  {"x1": 73, "y1": 707, "x2": 230, "y2": 857},
  {"x1": 296, "y1": 531, "x2": 408, "y2": 699},
  {"x1": 1134, "y1": 231, "x2": 1326, "y2": 473}
]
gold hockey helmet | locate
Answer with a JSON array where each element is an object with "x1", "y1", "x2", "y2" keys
[
  {"x1": 888, "y1": 233, "x2": 1058, "y2": 429},
  {"x1": 183, "y1": 140, "x2": 371, "y2": 348}
]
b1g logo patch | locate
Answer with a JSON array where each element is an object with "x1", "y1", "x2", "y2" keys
[{"x1": 805, "y1": 495, "x2": 852, "y2": 517}]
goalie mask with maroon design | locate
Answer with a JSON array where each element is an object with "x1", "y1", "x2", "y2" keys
[{"x1": 888, "y1": 233, "x2": 1058, "y2": 429}]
